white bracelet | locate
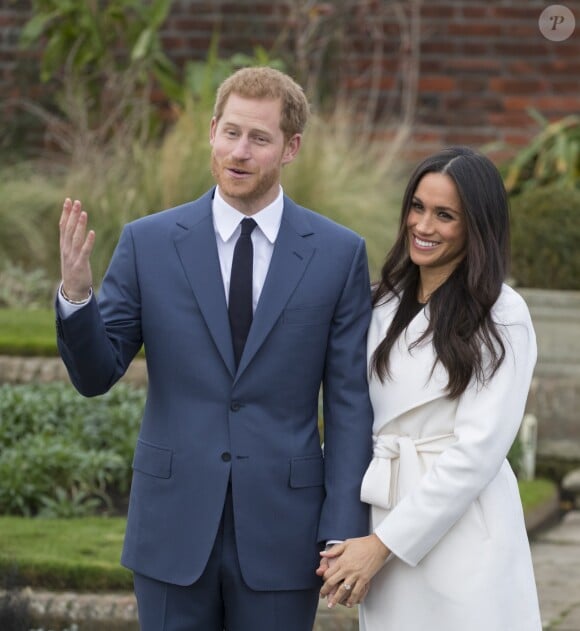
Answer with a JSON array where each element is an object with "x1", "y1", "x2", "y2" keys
[{"x1": 60, "y1": 284, "x2": 92, "y2": 305}]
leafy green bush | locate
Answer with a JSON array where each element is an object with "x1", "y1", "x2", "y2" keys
[
  {"x1": 510, "y1": 184, "x2": 580, "y2": 289},
  {"x1": 0, "y1": 382, "x2": 144, "y2": 517},
  {"x1": 0, "y1": 263, "x2": 54, "y2": 310},
  {"x1": 504, "y1": 112, "x2": 580, "y2": 195}
]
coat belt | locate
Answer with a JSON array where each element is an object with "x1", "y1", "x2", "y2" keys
[{"x1": 360, "y1": 432, "x2": 456, "y2": 509}]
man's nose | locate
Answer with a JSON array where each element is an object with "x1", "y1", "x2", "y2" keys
[{"x1": 231, "y1": 137, "x2": 251, "y2": 159}]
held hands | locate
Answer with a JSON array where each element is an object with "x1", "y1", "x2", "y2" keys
[
  {"x1": 59, "y1": 198, "x2": 95, "y2": 301},
  {"x1": 317, "y1": 534, "x2": 390, "y2": 608}
]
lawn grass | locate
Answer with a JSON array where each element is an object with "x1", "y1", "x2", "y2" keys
[
  {"x1": 0, "y1": 308, "x2": 148, "y2": 357},
  {"x1": 518, "y1": 477, "x2": 558, "y2": 511},
  {"x1": 0, "y1": 309, "x2": 57, "y2": 356},
  {"x1": 0, "y1": 479, "x2": 557, "y2": 592},
  {"x1": 0, "y1": 516, "x2": 132, "y2": 591}
]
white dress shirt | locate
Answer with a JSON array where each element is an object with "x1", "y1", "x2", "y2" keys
[
  {"x1": 213, "y1": 186, "x2": 283, "y2": 312},
  {"x1": 58, "y1": 186, "x2": 284, "y2": 317}
]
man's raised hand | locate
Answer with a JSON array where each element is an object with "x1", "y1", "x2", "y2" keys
[{"x1": 59, "y1": 198, "x2": 95, "y2": 301}]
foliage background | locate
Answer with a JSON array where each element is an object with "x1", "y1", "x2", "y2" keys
[{"x1": 0, "y1": 382, "x2": 143, "y2": 517}]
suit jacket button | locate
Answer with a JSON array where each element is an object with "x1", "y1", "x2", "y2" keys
[
  {"x1": 230, "y1": 401, "x2": 241, "y2": 412},
  {"x1": 221, "y1": 452, "x2": 231, "y2": 462}
]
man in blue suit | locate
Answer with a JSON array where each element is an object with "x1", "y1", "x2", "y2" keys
[{"x1": 56, "y1": 66, "x2": 373, "y2": 630}]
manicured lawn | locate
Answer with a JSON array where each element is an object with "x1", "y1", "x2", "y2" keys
[
  {"x1": 0, "y1": 308, "x2": 145, "y2": 357},
  {"x1": 0, "y1": 479, "x2": 557, "y2": 592},
  {"x1": 0, "y1": 516, "x2": 132, "y2": 591},
  {"x1": 518, "y1": 477, "x2": 558, "y2": 512},
  {"x1": 0, "y1": 309, "x2": 57, "y2": 356}
]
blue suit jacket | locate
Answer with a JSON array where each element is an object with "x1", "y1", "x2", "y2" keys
[{"x1": 56, "y1": 189, "x2": 373, "y2": 590}]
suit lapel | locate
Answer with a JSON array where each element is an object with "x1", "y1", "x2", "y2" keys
[
  {"x1": 235, "y1": 200, "x2": 315, "y2": 379},
  {"x1": 173, "y1": 192, "x2": 236, "y2": 377}
]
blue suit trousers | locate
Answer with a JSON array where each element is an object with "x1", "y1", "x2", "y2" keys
[{"x1": 134, "y1": 484, "x2": 320, "y2": 631}]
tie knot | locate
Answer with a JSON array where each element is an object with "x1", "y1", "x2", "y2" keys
[{"x1": 240, "y1": 217, "x2": 257, "y2": 236}]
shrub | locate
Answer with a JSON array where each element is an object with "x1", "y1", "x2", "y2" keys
[
  {"x1": 0, "y1": 309, "x2": 58, "y2": 357},
  {"x1": 503, "y1": 112, "x2": 580, "y2": 195},
  {"x1": 0, "y1": 263, "x2": 54, "y2": 310},
  {"x1": 510, "y1": 184, "x2": 580, "y2": 290},
  {"x1": 0, "y1": 382, "x2": 144, "y2": 516}
]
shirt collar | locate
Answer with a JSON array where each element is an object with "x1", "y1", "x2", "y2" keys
[{"x1": 213, "y1": 186, "x2": 284, "y2": 244}]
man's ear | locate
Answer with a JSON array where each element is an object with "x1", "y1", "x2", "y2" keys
[
  {"x1": 209, "y1": 117, "x2": 217, "y2": 144},
  {"x1": 282, "y1": 134, "x2": 302, "y2": 165}
]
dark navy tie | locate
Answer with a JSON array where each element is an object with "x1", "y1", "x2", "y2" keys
[{"x1": 228, "y1": 218, "x2": 257, "y2": 367}]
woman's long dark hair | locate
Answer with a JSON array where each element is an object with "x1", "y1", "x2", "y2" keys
[{"x1": 372, "y1": 146, "x2": 509, "y2": 398}]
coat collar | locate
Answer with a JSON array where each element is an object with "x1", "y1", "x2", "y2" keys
[{"x1": 369, "y1": 295, "x2": 449, "y2": 430}]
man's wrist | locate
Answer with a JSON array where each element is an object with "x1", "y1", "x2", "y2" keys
[
  {"x1": 325, "y1": 540, "x2": 343, "y2": 550},
  {"x1": 60, "y1": 283, "x2": 92, "y2": 305}
]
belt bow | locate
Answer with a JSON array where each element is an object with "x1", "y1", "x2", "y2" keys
[{"x1": 360, "y1": 432, "x2": 455, "y2": 509}]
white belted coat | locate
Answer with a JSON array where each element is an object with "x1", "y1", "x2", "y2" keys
[{"x1": 359, "y1": 284, "x2": 542, "y2": 631}]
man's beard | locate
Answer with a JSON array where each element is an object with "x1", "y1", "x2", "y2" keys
[{"x1": 211, "y1": 152, "x2": 280, "y2": 206}]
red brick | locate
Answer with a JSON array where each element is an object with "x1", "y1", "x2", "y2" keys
[
  {"x1": 419, "y1": 76, "x2": 456, "y2": 91},
  {"x1": 539, "y1": 60, "x2": 580, "y2": 74},
  {"x1": 505, "y1": 24, "x2": 542, "y2": 37},
  {"x1": 461, "y1": 7, "x2": 490, "y2": 19},
  {"x1": 488, "y1": 112, "x2": 537, "y2": 128},
  {"x1": 443, "y1": 130, "x2": 497, "y2": 146},
  {"x1": 422, "y1": 41, "x2": 456, "y2": 55},
  {"x1": 550, "y1": 80, "x2": 580, "y2": 93},
  {"x1": 458, "y1": 42, "x2": 492, "y2": 55},
  {"x1": 508, "y1": 60, "x2": 539, "y2": 75},
  {"x1": 534, "y1": 96, "x2": 580, "y2": 111},
  {"x1": 412, "y1": 130, "x2": 444, "y2": 143},
  {"x1": 422, "y1": 6, "x2": 454, "y2": 19},
  {"x1": 504, "y1": 97, "x2": 533, "y2": 111},
  {"x1": 1, "y1": 0, "x2": 578, "y2": 158},
  {"x1": 488, "y1": 78, "x2": 545, "y2": 94},
  {"x1": 445, "y1": 58, "x2": 502, "y2": 73},
  {"x1": 491, "y1": 7, "x2": 540, "y2": 20},
  {"x1": 503, "y1": 134, "x2": 535, "y2": 149},
  {"x1": 495, "y1": 42, "x2": 552, "y2": 57},
  {"x1": 448, "y1": 23, "x2": 502, "y2": 37}
]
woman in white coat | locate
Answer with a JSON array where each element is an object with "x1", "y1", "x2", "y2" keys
[{"x1": 318, "y1": 146, "x2": 542, "y2": 630}]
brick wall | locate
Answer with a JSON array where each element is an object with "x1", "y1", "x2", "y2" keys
[{"x1": 1, "y1": 0, "x2": 579, "y2": 161}]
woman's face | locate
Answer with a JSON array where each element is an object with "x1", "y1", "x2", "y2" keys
[{"x1": 406, "y1": 172, "x2": 467, "y2": 282}]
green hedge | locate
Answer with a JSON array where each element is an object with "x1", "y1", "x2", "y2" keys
[
  {"x1": 0, "y1": 309, "x2": 57, "y2": 356},
  {"x1": 0, "y1": 516, "x2": 132, "y2": 591},
  {"x1": 0, "y1": 382, "x2": 144, "y2": 517},
  {"x1": 510, "y1": 184, "x2": 580, "y2": 290}
]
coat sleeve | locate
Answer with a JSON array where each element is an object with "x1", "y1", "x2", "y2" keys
[
  {"x1": 56, "y1": 224, "x2": 143, "y2": 396},
  {"x1": 374, "y1": 289, "x2": 537, "y2": 566},
  {"x1": 318, "y1": 237, "x2": 374, "y2": 542}
]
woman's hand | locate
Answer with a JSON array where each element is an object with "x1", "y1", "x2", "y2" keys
[{"x1": 318, "y1": 534, "x2": 390, "y2": 608}]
